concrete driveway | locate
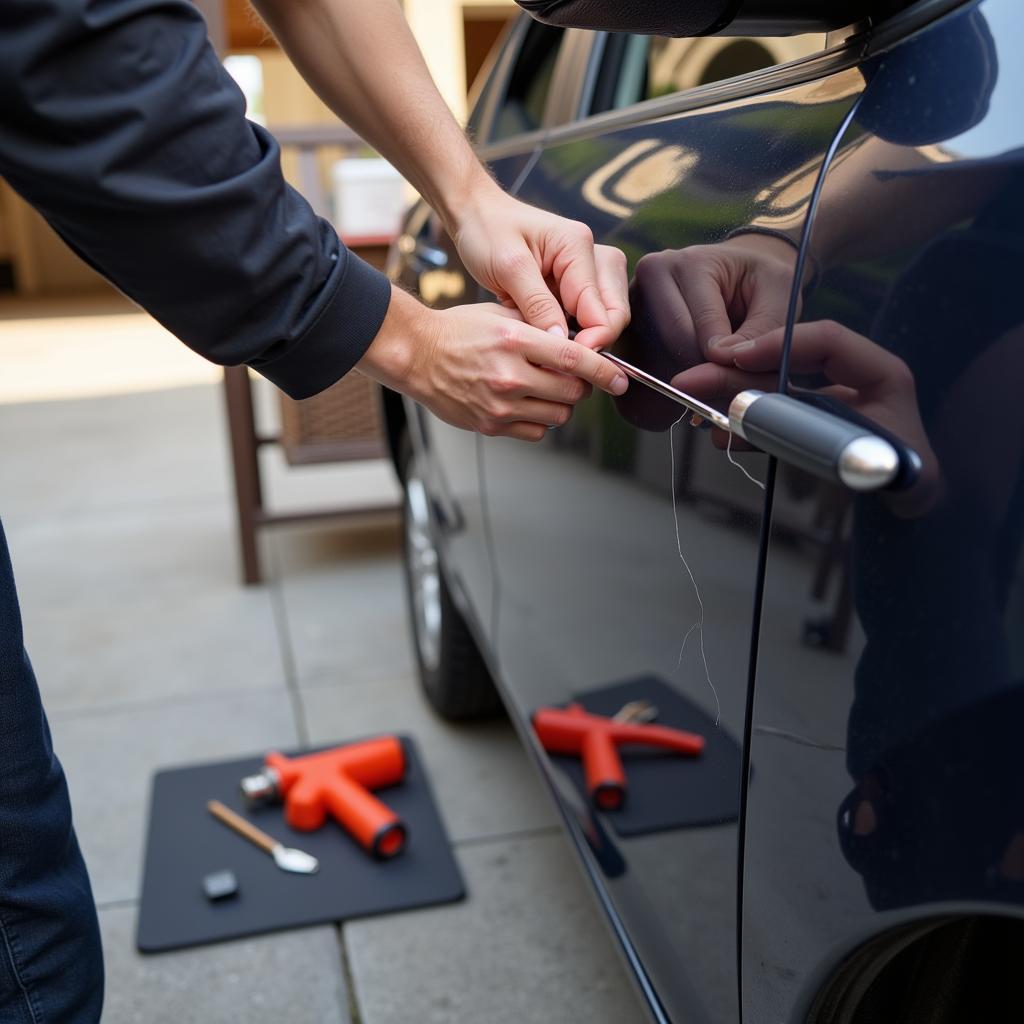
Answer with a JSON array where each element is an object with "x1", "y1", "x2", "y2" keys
[{"x1": 0, "y1": 295, "x2": 647, "y2": 1023}]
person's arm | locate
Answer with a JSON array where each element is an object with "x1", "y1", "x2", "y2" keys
[
  {"x1": 0, "y1": 0, "x2": 388, "y2": 400},
  {"x1": 251, "y1": 0, "x2": 629, "y2": 347},
  {"x1": 0, "y1": 0, "x2": 627, "y2": 439}
]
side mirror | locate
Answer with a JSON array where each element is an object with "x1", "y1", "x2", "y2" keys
[{"x1": 514, "y1": 0, "x2": 887, "y2": 37}]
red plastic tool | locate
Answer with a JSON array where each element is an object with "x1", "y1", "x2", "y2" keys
[
  {"x1": 241, "y1": 737, "x2": 407, "y2": 859},
  {"x1": 532, "y1": 703, "x2": 704, "y2": 810}
]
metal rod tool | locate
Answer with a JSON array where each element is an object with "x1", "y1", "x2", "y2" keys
[{"x1": 598, "y1": 351, "x2": 920, "y2": 493}]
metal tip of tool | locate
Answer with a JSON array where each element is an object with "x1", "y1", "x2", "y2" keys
[{"x1": 272, "y1": 844, "x2": 320, "y2": 874}]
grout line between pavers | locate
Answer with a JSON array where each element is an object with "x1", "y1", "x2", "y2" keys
[
  {"x1": 337, "y1": 925, "x2": 365, "y2": 1024},
  {"x1": 47, "y1": 681, "x2": 292, "y2": 723},
  {"x1": 265, "y1": 534, "x2": 311, "y2": 748}
]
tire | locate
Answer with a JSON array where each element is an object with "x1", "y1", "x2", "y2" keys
[{"x1": 399, "y1": 433, "x2": 503, "y2": 721}]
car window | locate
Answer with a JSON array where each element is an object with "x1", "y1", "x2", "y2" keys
[
  {"x1": 491, "y1": 22, "x2": 566, "y2": 141},
  {"x1": 594, "y1": 32, "x2": 825, "y2": 114}
]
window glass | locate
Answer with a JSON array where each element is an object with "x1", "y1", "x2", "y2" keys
[
  {"x1": 492, "y1": 23, "x2": 565, "y2": 141},
  {"x1": 599, "y1": 32, "x2": 824, "y2": 113}
]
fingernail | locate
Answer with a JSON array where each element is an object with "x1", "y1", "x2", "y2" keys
[
  {"x1": 611, "y1": 374, "x2": 628, "y2": 396},
  {"x1": 547, "y1": 325, "x2": 566, "y2": 338},
  {"x1": 731, "y1": 340, "x2": 756, "y2": 356},
  {"x1": 690, "y1": 414, "x2": 704, "y2": 427},
  {"x1": 707, "y1": 335, "x2": 728, "y2": 349}
]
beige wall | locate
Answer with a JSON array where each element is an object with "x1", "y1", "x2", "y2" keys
[
  {"x1": 0, "y1": 181, "x2": 107, "y2": 296},
  {"x1": 403, "y1": 0, "x2": 515, "y2": 123}
]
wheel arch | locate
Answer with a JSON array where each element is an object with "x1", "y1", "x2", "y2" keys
[{"x1": 805, "y1": 911, "x2": 1024, "y2": 1024}]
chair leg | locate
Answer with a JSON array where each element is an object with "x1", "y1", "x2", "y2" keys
[{"x1": 222, "y1": 367, "x2": 263, "y2": 585}]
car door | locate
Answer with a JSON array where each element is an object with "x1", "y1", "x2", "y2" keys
[
  {"x1": 479, "y1": 31, "x2": 868, "y2": 1024},
  {"x1": 741, "y1": 1, "x2": 1024, "y2": 1020},
  {"x1": 394, "y1": 18, "x2": 569, "y2": 646}
]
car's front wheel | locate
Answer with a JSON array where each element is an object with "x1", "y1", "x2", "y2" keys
[{"x1": 400, "y1": 434, "x2": 502, "y2": 721}]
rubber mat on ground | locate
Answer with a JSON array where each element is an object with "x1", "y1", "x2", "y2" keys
[{"x1": 137, "y1": 736, "x2": 464, "y2": 952}]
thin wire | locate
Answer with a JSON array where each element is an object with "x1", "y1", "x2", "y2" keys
[
  {"x1": 726, "y1": 430, "x2": 766, "y2": 491},
  {"x1": 669, "y1": 416, "x2": 721, "y2": 726}
]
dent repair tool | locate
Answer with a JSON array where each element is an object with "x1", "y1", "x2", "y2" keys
[
  {"x1": 532, "y1": 704, "x2": 704, "y2": 811},
  {"x1": 206, "y1": 800, "x2": 319, "y2": 875},
  {"x1": 240, "y1": 737, "x2": 407, "y2": 859},
  {"x1": 599, "y1": 350, "x2": 921, "y2": 493}
]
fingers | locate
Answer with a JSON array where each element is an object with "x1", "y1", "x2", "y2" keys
[
  {"x1": 670, "y1": 362, "x2": 777, "y2": 404},
  {"x1": 718, "y1": 305, "x2": 790, "y2": 351},
  {"x1": 502, "y1": 398, "x2": 574, "y2": 428},
  {"x1": 496, "y1": 243, "x2": 569, "y2": 336},
  {"x1": 502, "y1": 422, "x2": 549, "y2": 443},
  {"x1": 517, "y1": 366, "x2": 591, "y2": 405},
  {"x1": 668, "y1": 250, "x2": 734, "y2": 355},
  {"x1": 596, "y1": 244, "x2": 630, "y2": 336},
  {"x1": 731, "y1": 321, "x2": 912, "y2": 394},
  {"x1": 518, "y1": 330, "x2": 629, "y2": 396},
  {"x1": 550, "y1": 222, "x2": 608, "y2": 330}
]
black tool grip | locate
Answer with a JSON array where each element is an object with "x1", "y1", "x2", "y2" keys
[{"x1": 730, "y1": 391, "x2": 920, "y2": 492}]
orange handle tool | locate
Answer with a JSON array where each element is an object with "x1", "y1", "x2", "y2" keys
[
  {"x1": 533, "y1": 703, "x2": 704, "y2": 809},
  {"x1": 265, "y1": 736, "x2": 407, "y2": 858},
  {"x1": 581, "y1": 729, "x2": 627, "y2": 810}
]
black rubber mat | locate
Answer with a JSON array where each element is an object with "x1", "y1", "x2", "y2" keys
[
  {"x1": 137, "y1": 736, "x2": 464, "y2": 952},
  {"x1": 546, "y1": 676, "x2": 742, "y2": 836}
]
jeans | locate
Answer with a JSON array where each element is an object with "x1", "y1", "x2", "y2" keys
[{"x1": 0, "y1": 521, "x2": 103, "y2": 1022}]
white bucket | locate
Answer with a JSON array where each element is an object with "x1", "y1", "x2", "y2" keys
[{"x1": 330, "y1": 158, "x2": 406, "y2": 239}]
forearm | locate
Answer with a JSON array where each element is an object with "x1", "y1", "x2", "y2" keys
[
  {"x1": 0, "y1": 0, "x2": 392, "y2": 399},
  {"x1": 252, "y1": 0, "x2": 496, "y2": 232}
]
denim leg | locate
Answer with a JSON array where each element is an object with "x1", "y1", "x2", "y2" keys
[{"x1": 0, "y1": 522, "x2": 103, "y2": 1023}]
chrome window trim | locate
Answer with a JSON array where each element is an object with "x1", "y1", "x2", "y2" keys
[{"x1": 536, "y1": 0, "x2": 971, "y2": 146}]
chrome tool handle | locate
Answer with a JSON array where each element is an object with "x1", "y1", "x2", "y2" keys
[{"x1": 728, "y1": 390, "x2": 921, "y2": 493}]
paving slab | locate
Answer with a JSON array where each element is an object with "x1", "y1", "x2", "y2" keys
[
  {"x1": 270, "y1": 524, "x2": 415, "y2": 686},
  {"x1": 8, "y1": 502, "x2": 284, "y2": 712},
  {"x1": 0, "y1": 386, "x2": 228, "y2": 529},
  {"x1": 302, "y1": 673, "x2": 558, "y2": 843},
  {"x1": 100, "y1": 906, "x2": 349, "y2": 1024},
  {"x1": 346, "y1": 832, "x2": 648, "y2": 1024},
  {"x1": 50, "y1": 690, "x2": 299, "y2": 905}
]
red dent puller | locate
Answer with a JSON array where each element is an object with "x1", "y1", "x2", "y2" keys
[
  {"x1": 264, "y1": 737, "x2": 407, "y2": 858},
  {"x1": 532, "y1": 703, "x2": 704, "y2": 810}
]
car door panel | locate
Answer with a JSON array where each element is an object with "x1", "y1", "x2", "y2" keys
[
  {"x1": 741, "y1": 1, "x2": 1024, "y2": 1019},
  {"x1": 481, "y1": 70, "x2": 864, "y2": 1023},
  {"x1": 394, "y1": 19, "x2": 568, "y2": 646}
]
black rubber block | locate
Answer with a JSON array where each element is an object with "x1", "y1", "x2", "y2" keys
[{"x1": 137, "y1": 736, "x2": 464, "y2": 953}]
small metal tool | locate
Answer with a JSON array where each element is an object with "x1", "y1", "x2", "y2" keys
[
  {"x1": 612, "y1": 700, "x2": 659, "y2": 724},
  {"x1": 207, "y1": 799, "x2": 319, "y2": 875},
  {"x1": 599, "y1": 350, "x2": 919, "y2": 493},
  {"x1": 601, "y1": 351, "x2": 731, "y2": 431}
]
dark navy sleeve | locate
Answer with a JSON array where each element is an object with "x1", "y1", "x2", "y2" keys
[{"x1": 0, "y1": 0, "x2": 393, "y2": 399}]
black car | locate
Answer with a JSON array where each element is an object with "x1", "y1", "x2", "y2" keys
[{"x1": 381, "y1": 1, "x2": 1024, "y2": 1020}]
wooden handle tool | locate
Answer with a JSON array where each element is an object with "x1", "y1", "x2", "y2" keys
[{"x1": 207, "y1": 799, "x2": 319, "y2": 874}]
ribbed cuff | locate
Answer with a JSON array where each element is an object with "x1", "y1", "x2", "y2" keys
[{"x1": 254, "y1": 248, "x2": 393, "y2": 400}]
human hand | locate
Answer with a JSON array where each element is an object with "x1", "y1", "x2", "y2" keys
[
  {"x1": 450, "y1": 184, "x2": 629, "y2": 351},
  {"x1": 671, "y1": 320, "x2": 940, "y2": 514},
  {"x1": 358, "y1": 286, "x2": 629, "y2": 443},
  {"x1": 634, "y1": 232, "x2": 799, "y2": 366}
]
